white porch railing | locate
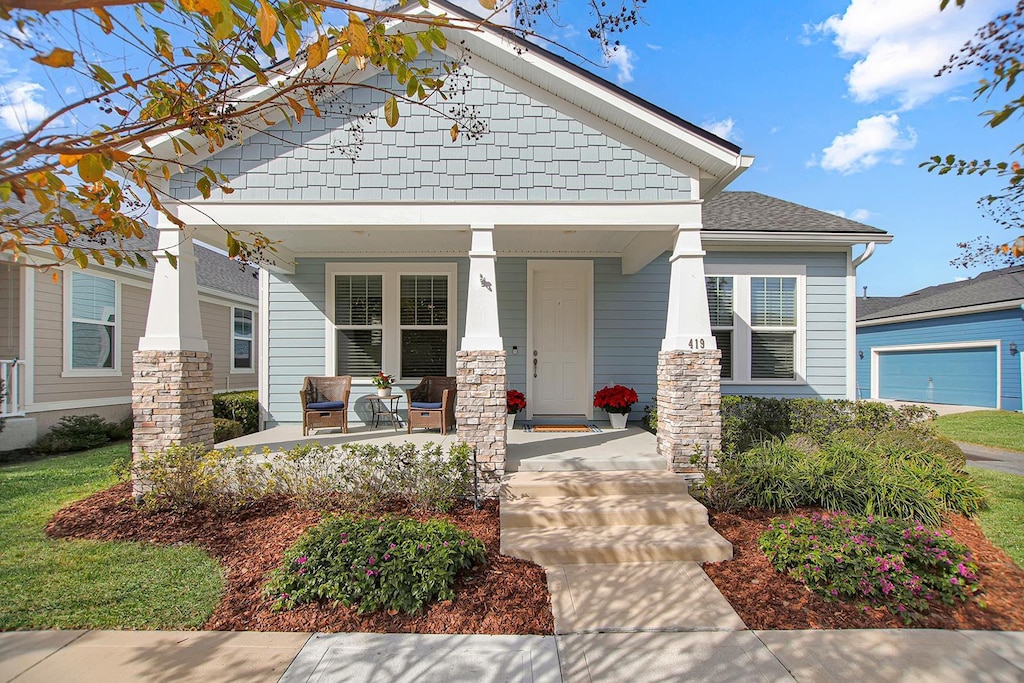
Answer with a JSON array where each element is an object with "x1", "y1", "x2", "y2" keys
[{"x1": 1, "y1": 359, "x2": 25, "y2": 418}]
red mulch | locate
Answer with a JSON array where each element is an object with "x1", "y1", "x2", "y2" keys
[
  {"x1": 704, "y1": 507, "x2": 1024, "y2": 630},
  {"x1": 46, "y1": 483, "x2": 554, "y2": 635}
]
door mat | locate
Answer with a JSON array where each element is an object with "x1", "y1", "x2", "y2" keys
[{"x1": 523, "y1": 424, "x2": 602, "y2": 433}]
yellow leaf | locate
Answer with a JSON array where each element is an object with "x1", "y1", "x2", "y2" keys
[
  {"x1": 108, "y1": 149, "x2": 131, "y2": 163},
  {"x1": 93, "y1": 7, "x2": 114, "y2": 33},
  {"x1": 478, "y1": 0, "x2": 497, "y2": 9},
  {"x1": 52, "y1": 272, "x2": 60, "y2": 284},
  {"x1": 52, "y1": 245, "x2": 65, "y2": 262},
  {"x1": 31, "y1": 48, "x2": 74, "y2": 69},
  {"x1": 284, "y1": 95, "x2": 304, "y2": 123},
  {"x1": 181, "y1": 0, "x2": 221, "y2": 17},
  {"x1": 450, "y1": 123, "x2": 459, "y2": 142},
  {"x1": 307, "y1": 34, "x2": 328, "y2": 68},
  {"x1": 285, "y1": 22, "x2": 301, "y2": 60},
  {"x1": 306, "y1": 91, "x2": 321, "y2": 118},
  {"x1": 343, "y1": 14, "x2": 369, "y2": 57},
  {"x1": 54, "y1": 225, "x2": 69, "y2": 244},
  {"x1": 384, "y1": 96, "x2": 399, "y2": 127},
  {"x1": 72, "y1": 248, "x2": 88, "y2": 269},
  {"x1": 78, "y1": 154, "x2": 105, "y2": 183},
  {"x1": 257, "y1": 0, "x2": 277, "y2": 47}
]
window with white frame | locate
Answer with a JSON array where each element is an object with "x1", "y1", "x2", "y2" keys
[
  {"x1": 329, "y1": 265, "x2": 455, "y2": 380},
  {"x1": 705, "y1": 271, "x2": 803, "y2": 383},
  {"x1": 68, "y1": 271, "x2": 117, "y2": 371},
  {"x1": 706, "y1": 276, "x2": 734, "y2": 380},
  {"x1": 232, "y1": 307, "x2": 254, "y2": 371}
]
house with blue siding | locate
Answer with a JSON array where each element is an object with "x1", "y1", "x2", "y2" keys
[
  {"x1": 130, "y1": 0, "x2": 889, "y2": 482},
  {"x1": 856, "y1": 266, "x2": 1024, "y2": 411}
]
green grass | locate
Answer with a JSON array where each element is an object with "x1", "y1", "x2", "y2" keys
[
  {"x1": 0, "y1": 443, "x2": 223, "y2": 630},
  {"x1": 968, "y1": 466, "x2": 1024, "y2": 569},
  {"x1": 933, "y1": 410, "x2": 1024, "y2": 453}
]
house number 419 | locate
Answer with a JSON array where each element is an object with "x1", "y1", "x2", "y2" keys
[{"x1": 688, "y1": 338, "x2": 706, "y2": 350}]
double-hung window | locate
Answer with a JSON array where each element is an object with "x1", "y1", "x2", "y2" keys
[
  {"x1": 66, "y1": 271, "x2": 118, "y2": 374},
  {"x1": 705, "y1": 270, "x2": 803, "y2": 383},
  {"x1": 328, "y1": 264, "x2": 456, "y2": 381},
  {"x1": 232, "y1": 307, "x2": 254, "y2": 371}
]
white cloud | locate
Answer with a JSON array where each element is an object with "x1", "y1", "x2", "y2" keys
[
  {"x1": 703, "y1": 117, "x2": 738, "y2": 142},
  {"x1": 0, "y1": 81, "x2": 48, "y2": 133},
  {"x1": 818, "y1": 114, "x2": 917, "y2": 174},
  {"x1": 646, "y1": 43, "x2": 662, "y2": 51},
  {"x1": 828, "y1": 208, "x2": 873, "y2": 222},
  {"x1": 603, "y1": 44, "x2": 636, "y2": 85},
  {"x1": 816, "y1": 0, "x2": 1014, "y2": 109}
]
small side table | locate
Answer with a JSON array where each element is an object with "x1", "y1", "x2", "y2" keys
[{"x1": 367, "y1": 395, "x2": 404, "y2": 431}]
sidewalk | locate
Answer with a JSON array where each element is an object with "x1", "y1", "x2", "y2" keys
[
  {"x1": 958, "y1": 442, "x2": 1024, "y2": 476},
  {"x1": 4, "y1": 627, "x2": 1024, "y2": 682}
]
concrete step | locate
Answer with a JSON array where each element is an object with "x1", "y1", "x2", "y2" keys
[
  {"x1": 502, "y1": 470, "x2": 689, "y2": 499},
  {"x1": 500, "y1": 524, "x2": 733, "y2": 565},
  {"x1": 512, "y1": 453, "x2": 666, "y2": 472},
  {"x1": 500, "y1": 493, "x2": 708, "y2": 528}
]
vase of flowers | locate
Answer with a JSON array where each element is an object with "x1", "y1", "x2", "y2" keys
[
  {"x1": 593, "y1": 384, "x2": 638, "y2": 429},
  {"x1": 506, "y1": 389, "x2": 527, "y2": 429},
  {"x1": 372, "y1": 371, "x2": 395, "y2": 397}
]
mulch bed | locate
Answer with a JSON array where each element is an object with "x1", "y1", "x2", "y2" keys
[
  {"x1": 704, "y1": 507, "x2": 1024, "y2": 631},
  {"x1": 46, "y1": 482, "x2": 554, "y2": 635}
]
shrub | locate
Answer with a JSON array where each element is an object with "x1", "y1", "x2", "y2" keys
[
  {"x1": 133, "y1": 444, "x2": 275, "y2": 512},
  {"x1": 720, "y1": 396, "x2": 792, "y2": 454},
  {"x1": 35, "y1": 414, "x2": 127, "y2": 454},
  {"x1": 213, "y1": 390, "x2": 259, "y2": 434},
  {"x1": 336, "y1": 441, "x2": 472, "y2": 512},
  {"x1": 265, "y1": 514, "x2": 485, "y2": 614},
  {"x1": 213, "y1": 418, "x2": 244, "y2": 443},
  {"x1": 873, "y1": 429, "x2": 967, "y2": 471},
  {"x1": 759, "y1": 512, "x2": 980, "y2": 623},
  {"x1": 643, "y1": 400, "x2": 658, "y2": 432}
]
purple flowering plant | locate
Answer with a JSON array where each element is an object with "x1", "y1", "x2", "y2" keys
[
  {"x1": 266, "y1": 513, "x2": 485, "y2": 614},
  {"x1": 759, "y1": 512, "x2": 980, "y2": 623}
]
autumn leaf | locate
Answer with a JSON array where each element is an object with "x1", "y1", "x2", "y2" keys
[
  {"x1": 284, "y1": 96, "x2": 304, "y2": 122},
  {"x1": 450, "y1": 123, "x2": 459, "y2": 142},
  {"x1": 78, "y1": 154, "x2": 106, "y2": 183},
  {"x1": 343, "y1": 14, "x2": 369, "y2": 57},
  {"x1": 181, "y1": 0, "x2": 221, "y2": 17},
  {"x1": 307, "y1": 34, "x2": 328, "y2": 68},
  {"x1": 306, "y1": 91, "x2": 322, "y2": 118},
  {"x1": 72, "y1": 248, "x2": 88, "y2": 269},
  {"x1": 54, "y1": 225, "x2": 69, "y2": 244},
  {"x1": 257, "y1": 0, "x2": 278, "y2": 47},
  {"x1": 384, "y1": 96, "x2": 399, "y2": 127},
  {"x1": 478, "y1": 0, "x2": 497, "y2": 9},
  {"x1": 93, "y1": 7, "x2": 114, "y2": 33},
  {"x1": 285, "y1": 22, "x2": 301, "y2": 60},
  {"x1": 31, "y1": 48, "x2": 74, "y2": 68}
]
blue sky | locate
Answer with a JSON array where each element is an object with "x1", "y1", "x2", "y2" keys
[
  {"x1": 507, "y1": 0, "x2": 1022, "y2": 297},
  {"x1": 1, "y1": 0, "x2": 1019, "y2": 297}
]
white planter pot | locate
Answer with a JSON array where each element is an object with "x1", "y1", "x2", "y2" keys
[
  {"x1": 506, "y1": 413, "x2": 517, "y2": 430},
  {"x1": 608, "y1": 412, "x2": 629, "y2": 429},
  {"x1": 376, "y1": 387, "x2": 392, "y2": 397}
]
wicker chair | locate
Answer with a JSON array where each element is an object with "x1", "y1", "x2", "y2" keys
[
  {"x1": 301, "y1": 375, "x2": 352, "y2": 436},
  {"x1": 405, "y1": 376, "x2": 457, "y2": 435}
]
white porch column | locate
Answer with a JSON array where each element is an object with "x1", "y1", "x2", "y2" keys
[
  {"x1": 461, "y1": 224, "x2": 502, "y2": 350},
  {"x1": 658, "y1": 225, "x2": 722, "y2": 472},
  {"x1": 457, "y1": 224, "x2": 507, "y2": 495},
  {"x1": 132, "y1": 220, "x2": 214, "y2": 499}
]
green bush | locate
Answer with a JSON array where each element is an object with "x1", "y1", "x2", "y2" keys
[
  {"x1": 35, "y1": 414, "x2": 128, "y2": 454},
  {"x1": 213, "y1": 418, "x2": 244, "y2": 443},
  {"x1": 760, "y1": 512, "x2": 980, "y2": 623},
  {"x1": 213, "y1": 390, "x2": 259, "y2": 434},
  {"x1": 691, "y1": 432, "x2": 986, "y2": 525},
  {"x1": 721, "y1": 396, "x2": 792, "y2": 453},
  {"x1": 265, "y1": 514, "x2": 485, "y2": 614}
]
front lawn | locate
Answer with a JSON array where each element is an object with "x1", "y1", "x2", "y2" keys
[
  {"x1": 968, "y1": 466, "x2": 1024, "y2": 569},
  {"x1": 933, "y1": 411, "x2": 1024, "y2": 453},
  {"x1": 0, "y1": 444, "x2": 223, "y2": 630}
]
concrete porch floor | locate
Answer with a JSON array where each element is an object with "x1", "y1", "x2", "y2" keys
[{"x1": 219, "y1": 424, "x2": 666, "y2": 473}]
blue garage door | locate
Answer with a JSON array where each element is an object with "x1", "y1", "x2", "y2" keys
[{"x1": 878, "y1": 347, "x2": 997, "y2": 408}]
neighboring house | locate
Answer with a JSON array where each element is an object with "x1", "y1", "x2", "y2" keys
[
  {"x1": 0, "y1": 225, "x2": 259, "y2": 451},
  {"x1": 856, "y1": 265, "x2": 1024, "y2": 411},
  {"x1": 127, "y1": 0, "x2": 889, "y2": 478}
]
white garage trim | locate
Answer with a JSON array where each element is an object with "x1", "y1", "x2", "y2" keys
[{"x1": 869, "y1": 340, "x2": 1002, "y2": 410}]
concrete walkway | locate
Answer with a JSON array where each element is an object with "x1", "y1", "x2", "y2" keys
[
  {"x1": 959, "y1": 442, "x2": 1024, "y2": 476},
  {"x1": 4, "y1": 628, "x2": 1024, "y2": 682}
]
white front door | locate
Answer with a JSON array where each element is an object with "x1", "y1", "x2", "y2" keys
[{"x1": 528, "y1": 261, "x2": 592, "y2": 417}]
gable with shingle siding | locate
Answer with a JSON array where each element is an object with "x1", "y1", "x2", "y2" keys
[{"x1": 167, "y1": 55, "x2": 692, "y2": 204}]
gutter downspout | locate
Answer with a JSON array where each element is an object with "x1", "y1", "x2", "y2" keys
[{"x1": 852, "y1": 242, "x2": 876, "y2": 269}]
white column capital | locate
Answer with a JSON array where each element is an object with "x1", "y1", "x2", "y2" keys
[{"x1": 138, "y1": 221, "x2": 208, "y2": 352}]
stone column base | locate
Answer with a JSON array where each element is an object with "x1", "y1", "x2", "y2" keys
[
  {"x1": 456, "y1": 350, "x2": 507, "y2": 497},
  {"x1": 131, "y1": 350, "x2": 214, "y2": 496},
  {"x1": 657, "y1": 349, "x2": 722, "y2": 472}
]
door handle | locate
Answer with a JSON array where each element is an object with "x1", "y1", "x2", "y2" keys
[{"x1": 533, "y1": 357, "x2": 538, "y2": 378}]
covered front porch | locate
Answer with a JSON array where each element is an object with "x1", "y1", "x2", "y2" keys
[{"x1": 220, "y1": 422, "x2": 664, "y2": 473}]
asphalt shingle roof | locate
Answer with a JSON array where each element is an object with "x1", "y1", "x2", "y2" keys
[
  {"x1": 857, "y1": 265, "x2": 1024, "y2": 322},
  {"x1": 703, "y1": 192, "x2": 887, "y2": 234},
  {"x1": 856, "y1": 296, "x2": 902, "y2": 319}
]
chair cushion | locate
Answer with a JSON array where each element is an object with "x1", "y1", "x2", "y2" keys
[
  {"x1": 411, "y1": 401, "x2": 443, "y2": 409},
  {"x1": 306, "y1": 401, "x2": 346, "y2": 410}
]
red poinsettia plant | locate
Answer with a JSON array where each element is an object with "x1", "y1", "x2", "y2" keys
[
  {"x1": 507, "y1": 389, "x2": 527, "y2": 415},
  {"x1": 593, "y1": 385, "x2": 639, "y2": 414}
]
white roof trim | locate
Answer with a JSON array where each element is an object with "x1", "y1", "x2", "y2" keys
[
  {"x1": 857, "y1": 299, "x2": 1024, "y2": 327},
  {"x1": 702, "y1": 230, "x2": 893, "y2": 247}
]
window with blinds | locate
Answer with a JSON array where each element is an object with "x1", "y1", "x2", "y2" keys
[
  {"x1": 750, "y1": 277, "x2": 796, "y2": 380},
  {"x1": 706, "y1": 276, "x2": 734, "y2": 380},
  {"x1": 335, "y1": 275, "x2": 384, "y2": 376},
  {"x1": 70, "y1": 271, "x2": 116, "y2": 369},
  {"x1": 233, "y1": 307, "x2": 253, "y2": 370},
  {"x1": 400, "y1": 275, "x2": 448, "y2": 377}
]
